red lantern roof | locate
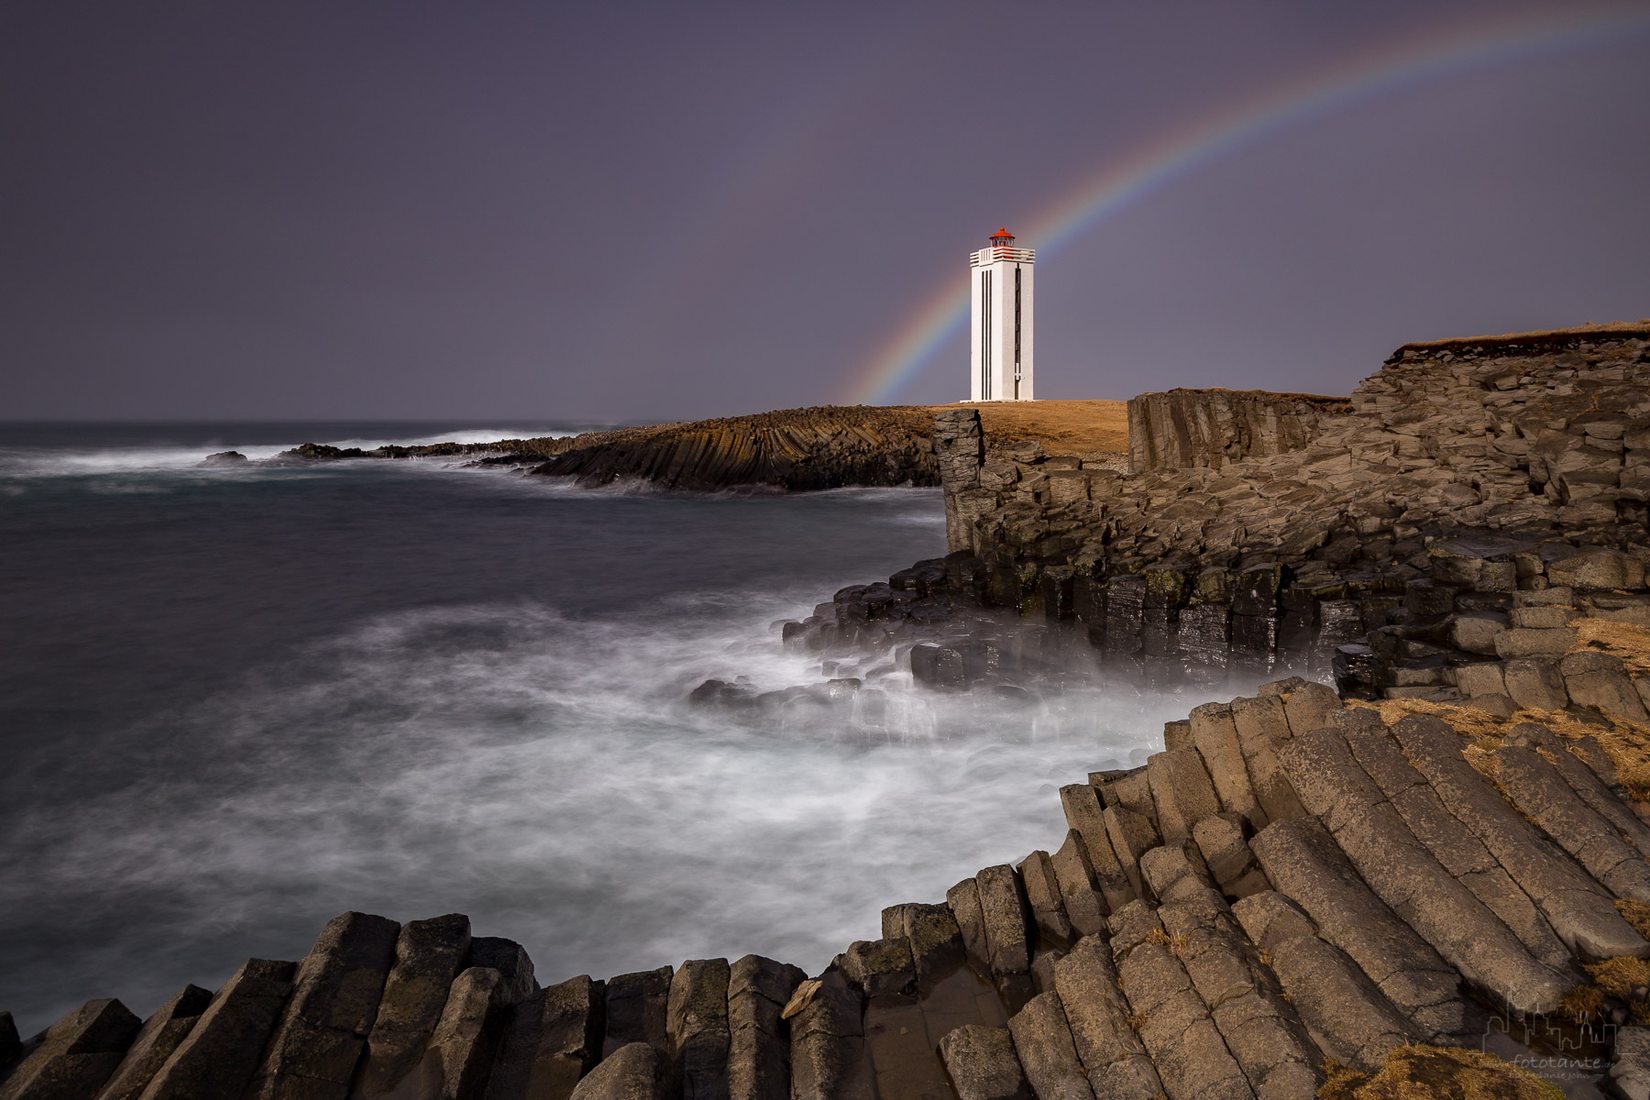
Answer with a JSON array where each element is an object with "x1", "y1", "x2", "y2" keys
[{"x1": 989, "y1": 227, "x2": 1015, "y2": 241}]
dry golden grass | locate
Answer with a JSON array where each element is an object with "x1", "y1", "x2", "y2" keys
[
  {"x1": 1352, "y1": 698, "x2": 1510, "y2": 741},
  {"x1": 1617, "y1": 899, "x2": 1650, "y2": 941},
  {"x1": 1397, "y1": 320, "x2": 1650, "y2": 354},
  {"x1": 1585, "y1": 956, "x2": 1650, "y2": 998},
  {"x1": 1353, "y1": 693, "x2": 1650, "y2": 802},
  {"x1": 1558, "y1": 984, "x2": 1605, "y2": 1023},
  {"x1": 926, "y1": 399, "x2": 1130, "y2": 454},
  {"x1": 1316, "y1": 1043, "x2": 1564, "y2": 1100},
  {"x1": 1574, "y1": 618, "x2": 1650, "y2": 678}
]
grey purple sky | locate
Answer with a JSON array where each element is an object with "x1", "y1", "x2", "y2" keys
[{"x1": 4, "y1": 1, "x2": 1649, "y2": 421}]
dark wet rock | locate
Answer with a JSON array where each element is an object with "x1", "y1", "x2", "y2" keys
[
  {"x1": 1017, "y1": 851, "x2": 1074, "y2": 948},
  {"x1": 1231, "y1": 892, "x2": 1421, "y2": 1072},
  {"x1": 687, "y1": 680, "x2": 754, "y2": 707},
  {"x1": 1493, "y1": 743, "x2": 1650, "y2": 903},
  {"x1": 1127, "y1": 389, "x2": 1349, "y2": 473},
  {"x1": 485, "y1": 974, "x2": 605, "y2": 1100},
  {"x1": 359, "y1": 912, "x2": 472, "y2": 1097},
  {"x1": 198, "y1": 450, "x2": 248, "y2": 466},
  {"x1": 666, "y1": 959, "x2": 730, "y2": 1100},
  {"x1": 1279, "y1": 727, "x2": 1572, "y2": 1014},
  {"x1": 937, "y1": 1025, "x2": 1031, "y2": 1100},
  {"x1": 726, "y1": 955, "x2": 805, "y2": 1100},
  {"x1": 467, "y1": 938, "x2": 538, "y2": 1006},
  {"x1": 1108, "y1": 900, "x2": 1251, "y2": 1100},
  {"x1": 246, "y1": 910, "x2": 400, "y2": 1100},
  {"x1": 786, "y1": 971, "x2": 870, "y2": 1100},
  {"x1": 568, "y1": 1042, "x2": 667, "y2": 1100},
  {"x1": 1145, "y1": 749, "x2": 1221, "y2": 846},
  {"x1": 602, "y1": 968, "x2": 673, "y2": 1060},
  {"x1": 1005, "y1": 992, "x2": 1091, "y2": 1100},
  {"x1": 1046, "y1": 831, "x2": 1108, "y2": 938},
  {"x1": 274, "y1": 442, "x2": 373, "y2": 462},
  {"x1": 134, "y1": 958, "x2": 296, "y2": 1100},
  {"x1": 95, "y1": 985, "x2": 212, "y2": 1100},
  {"x1": 880, "y1": 903, "x2": 965, "y2": 993},
  {"x1": 910, "y1": 644, "x2": 967, "y2": 690},
  {"x1": 418, "y1": 966, "x2": 508, "y2": 1100},
  {"x1": 975, "y1": 865, "x2": 1033, "y2": 996},
  {"x1": 0, "y1": 1013, "x2": 17, "y2": 1074},
  {"x1": 837, "y1": 939, "x2": 914, "y2": 1001},
  {"x1": 1561, "y1": 650, "x2": 1650, "y2": 721},
  {"x1": 1343, "y1": 726, "x2": 1570, "y2": 971},
  {"x1": 1248, "y1": 817, "x2": 1465, "y2": 1039},
  {"x1": 0, "y1": 998, "x2": 139, "y2": 1100},
  {"x1": 1389, "y1": 713, "x2": 1647, "y2": 959}
]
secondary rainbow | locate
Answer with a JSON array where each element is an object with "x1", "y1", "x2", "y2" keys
[{"x1": 843, "y1": 7, "x2": 1650, "y2": 406}]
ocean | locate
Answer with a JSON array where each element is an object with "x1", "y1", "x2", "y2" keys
[{"x1": 0, "y1": 421, "x2": 1217, "y2": 1035}]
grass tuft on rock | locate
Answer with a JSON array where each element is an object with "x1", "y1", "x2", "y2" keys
[
  {"x1": 1352, "y1": 692, "x2": 1650, "y2": 805},
  {"x1": 1574, "y1": 618, "x2": 1650, "y2": 678},
  {"x1": 1584, "y1": 955, "x2": 1650, "y2": 998},
  {"x1": 1316, "y1": 1042, "x2": 1563, "y2": 1099},
  {"x1": 1557, "y1": 983, "x2": 1605, "y2": 1023},
  {"x1": 1617, "y1": 898, "x2": 1650, "y2": 941}
]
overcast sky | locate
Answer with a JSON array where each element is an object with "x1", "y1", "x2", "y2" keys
[{"x1": 4, "y1": 1, "x2": 1649, "y2": 421}]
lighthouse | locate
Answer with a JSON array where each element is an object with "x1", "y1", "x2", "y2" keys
[{"x1": 969, "y1": 227, "x2": 1035, "y2": 401}]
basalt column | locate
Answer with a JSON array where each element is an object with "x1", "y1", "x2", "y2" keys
[{"x1": 934, "y1": 409, "x2": 986, "y2": 553}]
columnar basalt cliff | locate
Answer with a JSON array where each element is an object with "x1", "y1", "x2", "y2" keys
[
  {"x1": 525, "y1": 408, "x2": 944, "y2": 492},
  {"x1": 923, "y1": 324, "x2": 1650, "y2": 694},
  {"x1": 1125, "y1": 389, "x2": 1351, "y2": 473}
]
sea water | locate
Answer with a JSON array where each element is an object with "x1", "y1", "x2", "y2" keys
[{"x1": 0, "y1": 422, "x2": 1221, "y2": 1034}]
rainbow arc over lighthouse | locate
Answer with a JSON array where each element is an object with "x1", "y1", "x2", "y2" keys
[{"x1": 842, "y1": 7, "x2": 1650, "y2": 406}]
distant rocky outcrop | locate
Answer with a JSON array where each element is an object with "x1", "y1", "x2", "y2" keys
[
  {"x1": 1126, "y1": 388, "x2": 1350, "y2": 473},
  {"x1": 250, "y1": 402, "x2": 1132, "y2": 493},
  {"x1": 526, "y1": 406, "x2": 941, "y2": 492},
  {"x1": 197, "y1": 451, "x2": 248, "y2": 466}
]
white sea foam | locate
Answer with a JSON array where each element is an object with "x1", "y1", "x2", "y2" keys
[
  {"x1": 0, "y1": 427, "x2": 576, "y2": 482},
  {"x1": 2, "y1": 593, "x2": 1239, "y2": 1027}
]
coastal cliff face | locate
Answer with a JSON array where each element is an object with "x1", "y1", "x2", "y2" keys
[
  {"x1": 1125, "y1": 389, "x2": 1350, "y2": 473},
  {"x1": 525, "y1": 407, "x2": 941, "y2": 492},
  {"x1": 936, "y1": 325, "x2": 1650, "y2": 695}
]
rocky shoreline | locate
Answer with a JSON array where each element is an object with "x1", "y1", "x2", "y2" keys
[
  {"x1": 15, "y1": 324, "x2": 1650, "y2": 1098},
  {"x1": 9, "y1": 633, "x2": 1650, "y2": 1099},
  {"x1": 210, "y1": 401, "x2": 1129, "y2": 495}
]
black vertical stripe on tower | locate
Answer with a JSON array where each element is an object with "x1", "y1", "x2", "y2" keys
[{"x1": 1014, "y1": 264, "x2": 1022, "y2": 400}]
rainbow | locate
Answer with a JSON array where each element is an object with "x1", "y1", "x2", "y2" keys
[{"x1": 843, "y1": 7, "x2": 1650, "y2": 406}]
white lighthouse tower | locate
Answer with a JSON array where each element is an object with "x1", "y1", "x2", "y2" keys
[{"x1": 969, "y1": 227, "x2": 1035, "y2": 401}]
